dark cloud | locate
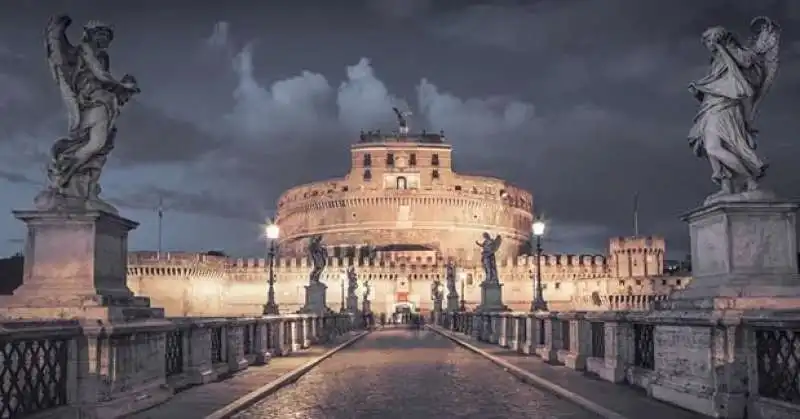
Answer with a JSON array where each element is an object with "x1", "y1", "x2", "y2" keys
[
  {"x1": 1, "y1": 0, "x2": 800, "y2": 257},
  {"x1": 0, "y1": 169, "x2": 38, "y2": 186}
]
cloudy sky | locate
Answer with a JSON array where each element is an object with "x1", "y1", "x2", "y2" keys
[{"x1": 1, "y1": 0, "x2": 799, "y2": 259}]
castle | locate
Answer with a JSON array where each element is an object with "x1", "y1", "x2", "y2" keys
[{"x1": 126, "y1": 130, "x2": 690, "y2": 316}]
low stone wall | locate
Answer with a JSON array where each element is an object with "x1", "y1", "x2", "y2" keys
[
  {"x1": 0, "y1": 313, "x2": 359, "y2": 419},
  {"x1": 439, "y1": 311, "x2": 800, "y2": 419}
]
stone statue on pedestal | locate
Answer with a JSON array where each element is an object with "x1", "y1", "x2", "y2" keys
[
  {"x1": 37, "y1": 15, "x2": 141, "y2": 214},
  {"x1": 445, "y1": 261, "x2": 457, "y2": 297},
  {"x1": 430, "y1": 277, "x2": 443, "y2": 303},
  {"x1": 687, "y1": 17, "x2": 781, "y2": 205},
  {"x1": 476, "y1": 233, "x2": 502, "y2": 283},
  {"x1": 307, "y1": 235, "x2": 327, "y2": 284},
  {"x1": 362, "y1": 278, "x2": 371, "y2": 302}
]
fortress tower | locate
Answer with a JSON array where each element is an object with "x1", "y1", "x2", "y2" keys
[
  {"x1": 608, "y1": 236, "x2": 665, "y2": 278},
  {"x1": 274, "y1": 130, "x2": 533, "y2": 263}
]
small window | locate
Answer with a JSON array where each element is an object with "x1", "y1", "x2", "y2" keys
[
  {"x1": 635, "y1": 279, "x2": 642, "y2": 286},
  {"x1": 363, "y1": 154, "x2": 372, "y2": 167},
  {"x1": 676, "y1": 279, "x2": 682, "y2": 286},
  {"x1": 454, "y1": 185, "x2": 462, "y2": 191},
  {"x1": 386, "y1": 153, "x2": 394, "y2": 166},
  {"x1": 661, "y1": 279, "x2": 667, "y2": 285},
  {"x1": 342, "y1": 186, "x2": 349, "y2": 192},
  {"x1": 409, "y1": 153, "x2": 417, "y2": 166},
  {"x1": 363, "y1": 169, "x2": 372, "y2": 181},
  {"x1": 466, "y1": 274, "x2": 473, "y2": 286},
  {"x1": 432, "y1": 169, "x2": 440, "y2": 179},
  {"x1": 431, "y1": 153, "x2": 439, "y2": 166},
  {"x1": 396, "y1": 176, "x2": 407, "y2": 190},
  {"x1": 554, "y1": 282, "x2": 560, "y2": 289}
]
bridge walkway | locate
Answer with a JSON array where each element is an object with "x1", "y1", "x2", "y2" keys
[{"x1": 235, "y1": 327, "x2": 603, "y2": 418}]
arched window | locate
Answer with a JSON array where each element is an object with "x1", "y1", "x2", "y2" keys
[{"x1": 396, "y1": 176, "x2": 407, "y2": 189}]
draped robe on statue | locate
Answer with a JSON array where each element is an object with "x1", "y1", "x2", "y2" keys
[{"x1": 688, "y1": 42, "x2": 767, "y2": 184}]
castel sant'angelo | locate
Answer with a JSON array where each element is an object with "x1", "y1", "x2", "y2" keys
[{"x1": 127, "y1": 126, "x2": 690, "y2": 317}]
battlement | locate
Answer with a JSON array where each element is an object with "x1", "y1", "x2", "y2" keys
[
  {"x1": 131, "y1": 252, "x2": 609, "y2": 273},
  {"x1": 608, "y1": 236, "x2": 665, "y2": 253}
]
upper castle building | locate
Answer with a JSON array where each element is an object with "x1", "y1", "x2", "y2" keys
[
  {"x1": 275, "y1": 130, "x2": 533, "y2": 261},
  {"x1": 126, "y1": 129, "x2": 689, "y2": 316}
]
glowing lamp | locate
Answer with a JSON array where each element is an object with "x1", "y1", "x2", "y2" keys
[
  {"x1": 532, "y1": 219, "x2": 546, "y2": 236},
  {"x1": 266, "y1": 222, "x2": 280, "y2": 240}
]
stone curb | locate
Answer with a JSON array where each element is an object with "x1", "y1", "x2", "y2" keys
[
  {"x1": 204, "y1": 330, "x2": 371, "y2": 419},
  {"x1": 426, "y1": 325, "x2": 630, "y2": 419}
]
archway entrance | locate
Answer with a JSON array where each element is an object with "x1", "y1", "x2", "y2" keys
[{"x1": 390, "y1": 302, "x2": 415, "y2": 324}]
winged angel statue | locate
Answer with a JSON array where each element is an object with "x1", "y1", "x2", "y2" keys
[
  {"x1": 476, "y1": 233, "x2": 502, "y2": 283},
  {"x1": 35, "y1": 15, "x2": 140, "y2": 213},
  {"x1": 688, "y1": 17, "x2": 780, "y2": 204}
]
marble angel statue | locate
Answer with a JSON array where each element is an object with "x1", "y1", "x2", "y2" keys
[
  {"x1": 445, "y1": 260, "x2": 457, "y2": 297},
  {"x1": 36, "y1": 15, "x2": 141, "y2": 213},
  {"x1": 347, "y1": 266, "x2": 359, "y2": 297},
  {"x1": 308, "y1": 235, "x2": 327, "y2": 283},
  {"x1": 476, "y1": 233, "x2": 502, "y2": 283},
  {"x1": 688, "y1": 17, "x2": 780, "y2": 204}
]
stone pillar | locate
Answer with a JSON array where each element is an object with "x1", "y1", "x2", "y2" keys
[
  {"x1": 535, "y1": 314, "x2": 558, "y2": 362},
  {"x1": 498, "y1": 313, "x2": 510, "y2": 347},
  {"x1": 564, "y1": 313, "x2": 590, "y2": 371},
  {"x1": 254, "y1": 319, "x2": 272, "y2": 364},
  {"x1": 522, "y1": 313, "x2": 536, "y2": 354},
  {"x1": 478, "y1": 281, "x2": 508, "y2": 312},
  {"x1": 290, "y1": 318, "x2": 301, "y2": 351},
  {"x1": 226, "y1": 323, "x2": 248, "y2": 372}
]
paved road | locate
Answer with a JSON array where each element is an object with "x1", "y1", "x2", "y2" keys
[{"x1": 234, "y1": 328, "x2": 601, "y2": 419}]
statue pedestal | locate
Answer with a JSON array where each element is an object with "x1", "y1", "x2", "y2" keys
[
  {"x1": 0, "y1": 209, "x2": 173, "y2": 417},
  {"x1": 433, "y1": 299, "x2": 443, "y2": 313},
  {"x1": 477, "y1": 281, "x2": 508, "y2": 312},
  {"x1": 647, "y1": 198, "x2": 800, "y2": 418},
  {"x1": 446, "y1": 294, "x2": 460, "y2": 311},
  {"x1": 659, "y1": 199, "x2": 800, "y2": 310},
  {"x1": 300, "y1": 281, "x2": 329, "y2": 315},
  {"x1": 346, "y1": 295, "x2": 359, "y2": 313},
  {"x1": 0, "y1": 210, "x2": 164, "y2": 321}
]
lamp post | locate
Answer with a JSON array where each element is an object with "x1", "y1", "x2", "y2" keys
[
  {"x1": 531, "y1": 218, "x2": 548, "y2": 311},
  {"x1": 340, "y1": 271, "x2": 346, "y2": 313},
  {"x1": 263, "y1": 221, "x2": 280, "y2": 315},
  {"x1": 459, "y1": 272, "x2": 467, "y2": 312}
]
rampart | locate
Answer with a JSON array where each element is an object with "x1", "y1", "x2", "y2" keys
[{"x1": 125, "y1": 235, "x2": 685, "y2": 317}]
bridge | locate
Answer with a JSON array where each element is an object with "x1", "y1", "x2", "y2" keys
[{"x1": 1, "y1": 310, "x2": 796, "y2": 419}]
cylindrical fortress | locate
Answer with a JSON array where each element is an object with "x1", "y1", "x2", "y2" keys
[{"x1": 275, "y1": 132, "x2": 533, "y2": 262}]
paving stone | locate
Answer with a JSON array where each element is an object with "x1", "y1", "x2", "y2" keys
[
  {"x1": 235, "y1": 328, "x2": 601, "y2": 419},
  {"x1": 129, "y1": 332, "x2": 360, "y2": 419}
]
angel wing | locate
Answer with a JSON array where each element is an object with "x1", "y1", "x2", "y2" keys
[
  {"x1": 491, "y1": 235, "x2": 503, "y2": 252},
  {"x1": 45, "y1": 15, "x2": 81, "y2": 132},
  {"x1": 745, "y1": 16, "x2": 780, "y2": 129}
]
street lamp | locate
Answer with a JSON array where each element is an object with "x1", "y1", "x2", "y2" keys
[
  {"x1": 263, "y1": 221, "x2": 280, "y2": 315},
  {"x1": 340, "y1": 271, "x2": 347, "y2": 313},
  {"x1": 459, "y1": 272, "x2": 467, "y2": 312},
  {"x1": 531, "y1": 218, "x2": 548, "y2": 312}
]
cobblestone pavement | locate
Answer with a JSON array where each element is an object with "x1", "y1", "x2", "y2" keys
[
  {"x1": 431, "y1": 328, "x2": 707, "y2": 419},
  {"x1": 234, "y1": 328, "x2": 601, "y2": 419},
  {"x1": 129, "y1": 332, "x2": 361, "y2": 419}
]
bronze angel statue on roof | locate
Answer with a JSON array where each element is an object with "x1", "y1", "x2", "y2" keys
[
  {"x1": 687, "y1": 17, "x2": 780, "y2": 204},
  {"x1": 36, "y1": 15, "x2": 140, "y2": 213},
  {"x1": 476, "y1": 233, "x2": 502, "y2": 284}
]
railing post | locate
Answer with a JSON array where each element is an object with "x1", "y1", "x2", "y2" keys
[
  {"x1": 535, "y1": 312, "x2": 558, "y2": 362},
  {"x1": 522, "y1": 313, "x2": 536, "y2": 354},
  {"x1": 498, "y1": 313, "x2": 509, "y2": 347},
  {"x1": 564, "y1": 313, "x2": 590, "y2": 371},
  {"x1": 226, "y1": 320, "x2": 248, "y2": 372},
  {"x1": 186, "y1": 321, "x2": 215, "y2": 384},
  {"x1": 253, "y1": 318, "x2": 272, "y2": 364},
  {"x1": 597, "y1": 312, "x2": 631, "y2": 383}
]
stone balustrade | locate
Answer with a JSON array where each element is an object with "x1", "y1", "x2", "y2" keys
[
  {"x1": 0, "y1": 312, "x2": 357, "y2": 418},
  {"x1": 439, "y1": 310, "x2": 800, "y2": 419}
]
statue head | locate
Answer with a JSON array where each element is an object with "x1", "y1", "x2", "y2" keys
[
  {"x1": 83, "y1": 20, "x2": 114, "y2": 49},
  {"x1": 482, "y1": 232, "x2": 491, "y2": 240},
  {"x1": 701, "y1": 26, "x2": 729, "y2": 51}
]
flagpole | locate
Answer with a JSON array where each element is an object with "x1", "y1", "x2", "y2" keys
[
  {"x1": 633, "y1": 192, "x2": 640, "y2": 237},
  {"x1": 157, "y1": 197, "x2": 163, "y2": 258}
]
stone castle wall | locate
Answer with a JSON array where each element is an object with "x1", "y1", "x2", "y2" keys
[
  {"x1": 126, "y1": 236, "x2": 688, "y2": 317},
  {"x1": 275, "y1": 141, "x2": 533, "y2": 260}
]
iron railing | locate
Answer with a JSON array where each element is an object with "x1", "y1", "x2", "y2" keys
[
  {"x1": 755, "y1": 328, "x2": 800, "y2": 404},
  {"x1": 538, "y1": 319, "x2": 546, "y2": 345},
  {"x1": 633, "y1": 323, "x2": 655, "y2": 370},
  {"x1": 243, "y1": 324, "x2": 253, "y2": 356},
  {"x1": 0, "y1": 338, "x2": 69, "y2": 418},
  {"x1": 590, "y1": 322, "x2": 605, "y2": 359},
  {"x1": 164, "y1": 329, "x2": 184, "y2": 377},
  {"x1": 561, "y1": 320, "x2": 571, "y2": 350},
  {"x1": 210, "y1": 327, "x2": 223, "y2": 364},
  {"x1": 517, "y1": 317, "x2": 528, "y2": 345}
]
